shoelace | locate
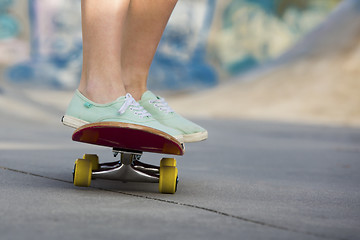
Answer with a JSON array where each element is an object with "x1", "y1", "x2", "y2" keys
[
  {"x1": 149, "y1": 97, "x2": 174, "y2": 114},
  {"x1": 118, "y1": 93, "x2": 152, "y2": 118}
]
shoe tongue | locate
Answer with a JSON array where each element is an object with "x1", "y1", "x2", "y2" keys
[{"x1": 141, "y1": 90, "x2": 159, "y2": 101}]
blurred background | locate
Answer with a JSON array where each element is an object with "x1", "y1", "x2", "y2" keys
[{"x1": 0, "y1": 0, "x2": 359, "y2": 126}]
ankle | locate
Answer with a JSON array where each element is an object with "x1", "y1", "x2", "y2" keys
[
  {"x1": 78, "y1": 82, "x2": 126, "y2": 104},
  {"x1": 79, "y1": 68, "x2": 128, "y2": 103},
  {"x1": 122, "y1": 71, "x2": 148, "y2": 101},
  {"x1": 125, "y1": 86, "x2": 147, "y2": 101}
]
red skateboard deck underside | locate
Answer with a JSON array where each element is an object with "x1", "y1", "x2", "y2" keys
[{"x1": 72, "y1": 122, "x2": 184, "y2": 155}]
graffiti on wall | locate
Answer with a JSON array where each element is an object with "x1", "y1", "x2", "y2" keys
[
  {"x1": 3, "y1": 0, "x2": 83, "y2": 88},
  {"x1": 1, "y1": 0, "x2": 340, "y2": 90},
  {"x1": 149, "y1": 0, "x2": 217, "y2": 90},
  {"x1": 207, "y1": 0, "x2": 341, "y2": 76},
  {"x1": 0, "y1": 0, "x2": 29, "y2": 65}
]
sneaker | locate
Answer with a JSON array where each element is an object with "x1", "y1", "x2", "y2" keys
[
  {"x1": 62, "y1": 90, "x2": 184, "y2": 142},
  {"x1": 139, "y1": 91, "x2": 208, "y2": 143}
]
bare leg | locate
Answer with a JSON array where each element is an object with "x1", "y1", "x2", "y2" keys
[
  {"x1": 78, "y1": 0, "x2": 129, "y2": 104},
  {"x1": 121, "y1": 0, "x2": 178, "y2": 100},
  {"x1": 66, "y1": 0, "x2": 206, "y2": 142}
]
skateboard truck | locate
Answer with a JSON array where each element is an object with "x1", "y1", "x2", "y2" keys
[
  {"x1": 91, "y1": 148, "x2": 160, "y2": 183},
  {"x1": 71, "y1": 122, "x2": 183, "y2": 193}
]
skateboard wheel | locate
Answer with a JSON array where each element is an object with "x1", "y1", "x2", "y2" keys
[
  {"x1": 83, "y1": 154, "x2": 99, "y2": 170},
  {"x1": 73, "y1": 159, "x2": 92, "y2": 187},
  {"x1": 160, "y1": 158, "x2": 176, "y2": 167},
  {"x1": 159, "y1": 166, "x2": 178, "y2": 194}
]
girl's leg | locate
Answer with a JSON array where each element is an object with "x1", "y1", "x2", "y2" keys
[
  {"x1": 78, "y1": 0, "x2": 130, "y2": 104},
  {"x1": 121, "y1": 0, "x2": 207, "y2": 142},
  {"x1": 121, "y1": 0, "x2": 178, "y2": 100},
  {"x1": 65, "y1": 0, "x2": 206, "y2": 142},
  {"x1": 64, "y1": 0, "x2": 184, "y2": 140}
]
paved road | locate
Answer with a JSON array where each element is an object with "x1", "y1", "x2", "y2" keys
[{"x1": 0, "y1": 112, "x2": 359, "y2": 240}]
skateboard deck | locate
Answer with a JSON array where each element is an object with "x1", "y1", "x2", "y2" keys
[
  {"x1": 72, "y1": 122, "x2": 184, "y2": 155},
  {"x1": 71, "y1": 122, "x2": 185, "y2": 194}
]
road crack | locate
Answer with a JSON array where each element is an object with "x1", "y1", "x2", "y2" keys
[{"x1": 0, "y1": 165, "x2": 347, "y2": 240}]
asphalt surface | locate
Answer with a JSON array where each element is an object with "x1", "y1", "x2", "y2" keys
[{"x1": 0, "y1": 110, "x2": 359, "y2": 240}]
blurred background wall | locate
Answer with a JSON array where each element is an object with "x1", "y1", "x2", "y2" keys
[{"x1": 0, "y1": 0, "x2": 341, "y2": 90}]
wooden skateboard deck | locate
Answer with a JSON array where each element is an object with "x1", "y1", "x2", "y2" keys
[{"x1": 72, "y1": 122, "x2": 184, "y2": 155}]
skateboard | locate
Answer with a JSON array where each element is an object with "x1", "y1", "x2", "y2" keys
[{"x1": 71, "y1": 122, "x2": 185, "y2": 194}]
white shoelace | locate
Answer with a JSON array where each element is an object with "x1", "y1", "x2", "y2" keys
[
  {"x1": 149, "y1": 97, "x2": 174, "y2": 114},
  {"x1": 118, "y1": 93, "x2": 152, "y2": 118}
]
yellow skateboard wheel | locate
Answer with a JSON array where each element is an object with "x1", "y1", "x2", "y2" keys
[
  {"x1": 73, "y1": 159, "x2": 92, "y2": 187},
  {"x1": 160, "y1": 158, "x2": 177, "y2": 167},
  {"x1": 83, "y1": 154, "x2": 99, "y2": 170},
  {"x1": 159, "y1": 166, "x2": 178, "y2": 194}
]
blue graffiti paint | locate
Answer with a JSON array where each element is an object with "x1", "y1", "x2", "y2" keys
[
  {"x1": 6, "y1": 0, "x2": 83, "y2": 88},
  {"x1": 3, "y1": 0, "x2": 339, "y2": 89},
  {"x1": 0, "y1": 14, "x2": 19, "y2": 38},
  {"x1": 6, "y1": 63, "x2": 34, "y2": 83},
  {"x1": 5, "y1": 0, "x2": 37, "y2": 83},
  {"x1": 0, "y1": 0, "x2": 13, "y2": 10},
  {"x1": 217, "y1": 0, "x2": 339, "y2": 76},
  {"x1": 0, "y1": 0, "x2": 19, "y2": 39},
  {"x1": 149, "y1": 0, "x2": 218, "y2": 90},
  {"x1": 28, "y1": 0, "x2": 39, "y2": 60}
]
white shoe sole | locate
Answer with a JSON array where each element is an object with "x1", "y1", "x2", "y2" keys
[
  {"x1": 183, "y1": 131, "x2": 208, "y2": 143},
  {"x1": 62, "y1": 115, "x2": 89, "y2": 129}
]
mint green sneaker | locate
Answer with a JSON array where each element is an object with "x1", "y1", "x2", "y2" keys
[
  {"x1": 62, "y1": 90, "x2": 184, "y2": 142},
  {"x1": 139, "y1": 91, "x2": 208, "y2": 143}
]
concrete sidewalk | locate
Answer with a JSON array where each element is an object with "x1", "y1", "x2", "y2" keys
[{"x1": 0, "y1": 113, "x2": 359, "y2": 240}]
